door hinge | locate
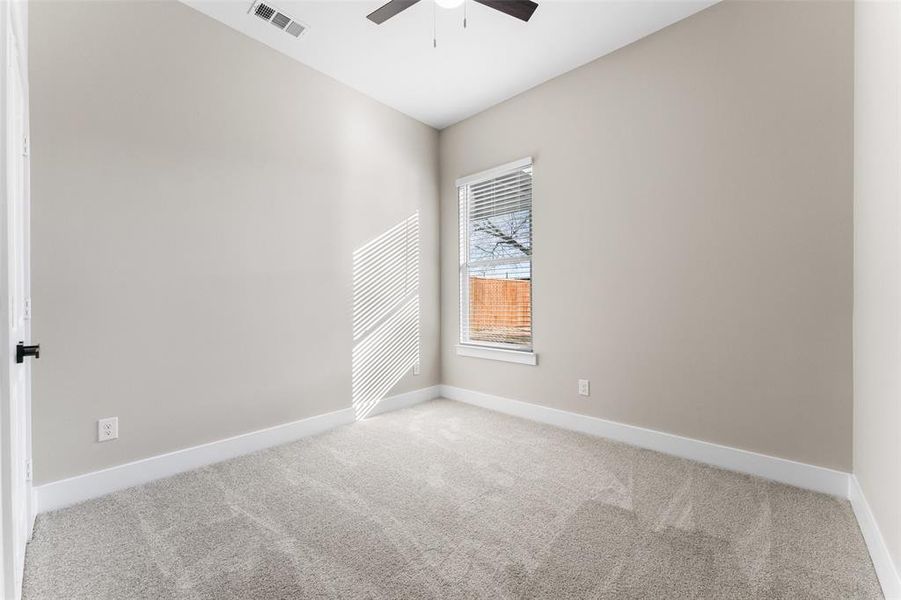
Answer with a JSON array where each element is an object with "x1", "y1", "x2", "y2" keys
[
  {"x1": 24, "y1": 297, "x2": 31, "y2": 320},
  {"x1": 24, "y1": 459, "x2": 32, "y2": 482},
  {"x1": 22, "y1": 135, "x2": 29, "y2": 157}
]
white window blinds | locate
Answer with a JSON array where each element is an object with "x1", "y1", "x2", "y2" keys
[{"x1": 458, "y1": 158, "x2": 533, "y2": 351}]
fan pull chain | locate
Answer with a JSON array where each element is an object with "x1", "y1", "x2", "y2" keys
[
  {"x1": 433, "y1": 0, "x2": 437, "y2": 47},
  {"x1": 464, "y1": 0, "x2": 467, "y2": 29}
]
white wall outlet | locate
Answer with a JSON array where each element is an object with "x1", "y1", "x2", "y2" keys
[
  {"x1": 578, "y1": 379, "x2": 590, "y2": 396},
  {"x1": 413, "y1": 362, "x2": 420, "y2": 376},
  {"x1": 98, "y1": 417, "x2": 118, "y2": 442}
]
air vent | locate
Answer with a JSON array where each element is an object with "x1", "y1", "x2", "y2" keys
[
  {"x1": 249, "y1": 1, "x2": 309, "y2": 39},
  {"x1": 271, "y1": 12, "x2": 291, "y2": 29},
  {"x1": 254, "y1": 3, "x2": 275, "y2": 20},
  {"x1": 285, "y1": 21, "x2": 305, "y2": 38}
]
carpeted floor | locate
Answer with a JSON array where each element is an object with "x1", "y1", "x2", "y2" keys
[{"x1": 24, "y1": 399, "x2": 882, "y2": 599}]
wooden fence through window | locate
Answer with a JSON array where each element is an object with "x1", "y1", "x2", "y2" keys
[{"x1": 469, "y1": 277, "x2": 531, "y2": 344}]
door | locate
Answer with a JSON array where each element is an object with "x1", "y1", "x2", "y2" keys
[{"x1": 0, "y1": 0, "x2": 32, "y2": 597}]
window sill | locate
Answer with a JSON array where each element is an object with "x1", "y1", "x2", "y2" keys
[{"x1": 455, "y1": 345, "x2": 538, "y2": 366}]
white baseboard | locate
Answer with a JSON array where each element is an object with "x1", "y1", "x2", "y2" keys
[
  {"x1": 366, "y1": 385, "x2": 441, "y2": 417},
  {"x1": 35, "y1": 408, "x2": 354, "y2": 514},
  {"x1": 849, "y1": 475, "x2": 901, "y2": 599},
  {"x1": 35, "y1": 386, "x2": 441, "y2": 514},
  {"x1": 439, "y1": 385, "x2": 850, "y2": 498}
]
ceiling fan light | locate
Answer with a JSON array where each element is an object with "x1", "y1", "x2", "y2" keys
[{"x1": 435, "y1": 0, "x2": 464, "y2": 9}]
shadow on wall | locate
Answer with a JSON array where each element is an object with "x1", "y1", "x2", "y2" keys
[{"x1": 352, "y1": 212, "x2": 420, "y2": 420}]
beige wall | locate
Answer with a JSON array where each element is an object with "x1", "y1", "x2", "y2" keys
[
  {"x1": 440, "y1": 0, "x2": 854, "y2": 470},
  {"x1": 30, "y1": 1, "x2": 439, "y2": 484},
  {"x1": 853, "y1": 0, "x2": 901, "y2": 575}
]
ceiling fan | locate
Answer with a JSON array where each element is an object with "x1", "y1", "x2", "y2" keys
[{"x1": 367, "y1": 0, "x2": 539, "y2": 25}]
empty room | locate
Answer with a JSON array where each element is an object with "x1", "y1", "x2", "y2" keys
[{"x1": 0, "y1": 0, "x2": 898, "y2": 597}]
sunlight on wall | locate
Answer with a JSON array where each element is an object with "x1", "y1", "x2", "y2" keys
[{"x1": 352, "y1": 213, "x2": 420, "y2": 420}]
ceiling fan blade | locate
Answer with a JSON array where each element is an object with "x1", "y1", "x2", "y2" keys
[
  {"x1": 472, "y1": 0, "x2": 539, "y2": 22},
  {"x1": 366, "y1": 0, "x2": 422, "y2": 24}
]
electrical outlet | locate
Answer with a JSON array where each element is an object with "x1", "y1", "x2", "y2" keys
[
  {"x1": 413, "y1": 362, "x2": 421, "y2": 376},
  {"x1": 98, "y1": 417, "x2": 118, "y2": 442},
  {"x1": 578, "y1": 379, "x2": 590, "y2": 396}
]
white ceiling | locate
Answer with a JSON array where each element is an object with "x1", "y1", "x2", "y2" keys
[{"x1": 182, "y1": 0, "x2": 718, "y2": 129}]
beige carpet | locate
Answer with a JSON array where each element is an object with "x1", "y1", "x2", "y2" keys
[{"x1": 24, "y1": 399, "x2": 882, "y2": 599}]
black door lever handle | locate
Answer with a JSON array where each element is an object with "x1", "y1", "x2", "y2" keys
[{"x1": 16, "y1": 342, "x2": 39, "y2": 364}]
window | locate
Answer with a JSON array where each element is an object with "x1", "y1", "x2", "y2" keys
[{"x1": 458, "y1": 158, "x2": 533, "y2": 356}]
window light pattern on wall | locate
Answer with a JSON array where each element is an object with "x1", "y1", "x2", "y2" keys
[
  {"x1": 459, "y1": 159, "x2": 533, "y2": 350},
  {"x1": 352, "y1": 213, "x2": 420, "y2": 420}
]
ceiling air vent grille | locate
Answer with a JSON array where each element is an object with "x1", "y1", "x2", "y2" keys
[
  {"x1": 271, "y1": 12, "x2": 291, "y2": 29},
  {"x1": 250, "y1": 1, "x2": 309, "y2": 39},
  {"x1": 254, "y1": 3, "x2": 275, "y2": 20},
  {"x1": 285, "y1": 20, "x2": 306, "y2": 38}
]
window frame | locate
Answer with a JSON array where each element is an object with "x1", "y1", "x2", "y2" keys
[{"x1": 457, "y1": 157, "x2": 534, "y2": 357}]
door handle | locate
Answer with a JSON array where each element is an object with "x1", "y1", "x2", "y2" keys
[{"x1": 16, "y1": 342, "x2": 39, "y2": 364}]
